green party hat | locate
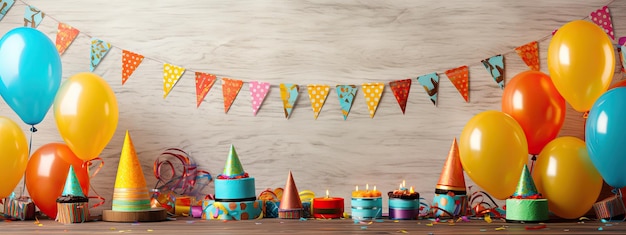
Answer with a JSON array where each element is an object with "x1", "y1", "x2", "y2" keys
[
  {"x1": 512, "y1": 165, "x2": 539, "y2": 198},
  {"x1": 222, "y1": 144, "x2": 245, "y2": 177},
  {"x1": 62, "y1": 165, "x2": 86, "y2": 197}
]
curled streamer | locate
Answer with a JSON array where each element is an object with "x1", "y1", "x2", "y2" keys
[
  {"x1": 83, "y1": 157, "x2": 105, "y2": 209},
  {"x1": 467, "y1": 186, "x2": 504, "y2": 218},
  {"x1": 153, "y1": 148, "x2": 213, "y2": 197}
]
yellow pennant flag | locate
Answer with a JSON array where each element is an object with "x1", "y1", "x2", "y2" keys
[
  {"x1": 361, "y1": 83, "x2": 385, "y2": 118},
  {"x1": 163, "y1": 63, "x2": 185, "y2": 98},
  {"x1": 307, "y1": 84, "x2": 330, "y2": 119}
]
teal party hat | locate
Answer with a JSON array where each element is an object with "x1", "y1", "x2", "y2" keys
[
  {"x1": 222, "y1": 144, "x2": 245, "y2": 177},
  {"x1": 62, "y1": 165, "x2": 86, "y2": 197},
  {"x1": 512, "y1": 165, "x2": 539, "y2": 198}
]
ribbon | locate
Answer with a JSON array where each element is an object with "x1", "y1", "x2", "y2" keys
[
  {"x1": 467, "y1": 186, "x2": 504, "y2": 219},
  {"x1": 419, "y1": 197, "x2": 431, "y2": 218},
  {"x1": 84, "y1": 157, "x2": 106, "y2": 209}
]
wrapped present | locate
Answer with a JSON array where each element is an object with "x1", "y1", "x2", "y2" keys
[
  {"x1": 202, "y1": 200, "x2": 262, "y2": 220},
  {"x1": 3, "y1": 194, "x2": 35, "y2": 221},
  {"x1": 432, "y1": 193, "x2": 468, "y2": 218},
  {"x1": 594, "y1": 195, "x2": 626, "y2": 220},
  {"x1": 264, "y1": 201, "x2": 280, "y2": 218}
]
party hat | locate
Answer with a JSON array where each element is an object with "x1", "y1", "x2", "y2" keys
[
  {"x1": 61, "y1": 165, "x2": 86, "y2": 197},
  {"x1": 221, "y1": 144, "x2": 245, "y2": 177},
  {"x1": 512, "y1": 165, "x2": 539, "y2": 198},
  {"x1": 436, "y1": 138, "x2": 466, "y2": 192},
  {"x1": 112, "y1": 131, "x2": 151, "y2": 211},
  {"x1": 279, "y1": 171, "x2": 303, "y2": 210}
]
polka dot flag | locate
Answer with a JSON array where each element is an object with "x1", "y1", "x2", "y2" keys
[
  {"x1": 590, "y1": 6, "x2": 614, "y2": 40},
  {"x1": 195, "y1": 72, "x2": 216, "y2": 108},
  {"x1": 515, "y1": 41, "x2": 539, "y2": 71},
  {"x1": 222, "y1": 78, "x2": 243, "y2": 113},
  {"x1": 55, "y1": 23, "x2": 79, "y2": 55},
  {"x1": 389, "y1": 79, "x2": 411, "y2": 114},
  {"x1": 445, "y1": 65, "x2": 469, "y2": 103},
  {"x1": 163, "y1": 63, "x2": 185, "y2": 98},
  {"x1": 121, "y1": 50, "x2": 144, "y2": 85},
  {"x1": 249, "y1": 81, "x2": 271, "y2": 116},
  {"x1": 361, "y1": 82, "x2": 385, "y2": 118},
  {"x1": 307, "y1": 84, "x2": 330, "y2": 119}
]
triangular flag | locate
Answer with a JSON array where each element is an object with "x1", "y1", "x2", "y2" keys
[
  {"x1": 515, "y1": 41, "x2": 539, "y2": 71},
  {"x1": 307, "y1": 84, "x2": 330, "y2": 119},
  {"x1": 336, "y1": 85, "x2": 357, "y2": 120},
  {"x1": 445, "y1": 66, "x2": 470, "y2": 103},
  {"x1": 23, "y1": 5, "x2": 44, "y2": 28},
  {"x1": 279, "y1": 83, "x2": 300, "y2": 119},
  {"x1": 163, "y1": 63, "x2": 185, "y2": 98},
  {"x1": 481, "y1": 55, "x2": 505, "y2": 89},
  {"x1": 195, "y1": 72, "x2": 216, "y2": 108},
  {"x1": 222, "y1": 78, "x2": 243, "y2": 113},
  {"x1": 389, "y1": 79, "x2": 411, "y2": 114},
  {"x1": 249, "y1": 81, "x2": 270, "y2": 116},
  {"x1": 55, "y1": 23, "x2": 79, "y2": 55},
  {"x1": 590, "y1": 6, "x2": 615, "y2": 40},
  {"x1": 121, "y1": 50, "x2": 144, "y2": 85},
  {"x1": 361, "y1": 82, "x2": 385, "y2": 118},
  {"x1": 0, "y1": 0, "x2": 16, "y2": 21},
  {"x1": 90, "y1": 38, "x2": 111, "y2": 72},
  {"x1": 416, "y1": 72, "x2": 440, "y2": 106}
]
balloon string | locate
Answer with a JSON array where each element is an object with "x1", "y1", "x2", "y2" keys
[
  {"x1": 21, "y1": 125, "x2": 37, "y2": 197},
  {"x1": 529, "y1": 155, "x2": 537, "y2": 174}
]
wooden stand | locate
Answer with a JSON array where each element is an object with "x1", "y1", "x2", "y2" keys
[{"x1": 102, "y1": 208, "x2": 168, "y2": 222}]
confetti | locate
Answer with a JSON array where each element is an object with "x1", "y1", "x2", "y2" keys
[
  {"x1": 426, "y1": 223, "x2": 434, "y2": 227},
  {"x1": 397, "y1": 230, "x2": 408, "y2": 233},
  {"x1": 147, "y1": 229, "x2": 153, "y2": 232},
  {"x1": 394, "y1": 220, "x2": 399, "y2": 223},
  {"x1": 564, "y1": 229, "x2": 569, "y2": 232},
  {"x1": 579, "y1": 217, "x2": 590, "y2": 221},
  {"x1": 598, "y1": 227, "x2": 604, "y2": 231},
  {"x1": 484, "y1": 214, "x2": 492, "y2": 223},
  {"x1": 480, "y1": 229, "x2": 487, "y2": 232},
  {"x1": 186, "y1": 221, "x2": 195, "y2": 224},
  {"x1": 495, "y1": 226, "x2": 506, "y2": 231},
  {"x1": 525, "y1": 225, "x2": 547, "y2": 230},
  {"x1": 361, "y1": 226, "x2": 368, "y2": 230}
]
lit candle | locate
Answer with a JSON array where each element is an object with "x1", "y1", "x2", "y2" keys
[
  {"x1": 313, "y1": 189, "x2": 344, "y2": 219},
  {"x1": 352, "y1": 184, "x2": 380, "y2": 198}
]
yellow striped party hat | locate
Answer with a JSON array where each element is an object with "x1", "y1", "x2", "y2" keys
[{"x1": 112, "y1": 130, "x2": 151, "y2": 211}]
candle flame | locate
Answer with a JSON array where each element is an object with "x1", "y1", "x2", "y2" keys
[
  {"x1": 366, "y1": 184, "x2": 369, "y2": 190},
  {"x1": 402, "y1": 180, "x2": 406, "y2": 188},
  {"x1": 409, "y1": 186, "x2": 414, "y2": 194},
  {"x1": 355, "y1": 185, "x2": 358, "y2": 191},
  {"x1": 399, "y1": 184, "x2": 403, "y2": 190},
  {"x1": 373, "y1": 185, "x2": 377, "y2": 191},
  {"x1": 326, "y1": 189, "x2": 329, "y2": 198}
]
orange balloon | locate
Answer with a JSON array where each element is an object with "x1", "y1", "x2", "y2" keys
[
  {"x1": 502, "y1": 71, "x2": 566, "y2": 155},
  {"x1": 25, "y1": 143, "x2": 89, "y2": 219}
]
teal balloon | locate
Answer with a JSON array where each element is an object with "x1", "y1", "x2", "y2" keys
[
  {"x1": 586, "y1": 87, "x2": 626, "y2": 188},
  {"x1": 0, "y1": 27, "x2": 62, "y2": 125}
]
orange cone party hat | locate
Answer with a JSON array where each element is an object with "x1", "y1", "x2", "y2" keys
[
  {"x1": 436, "y1": 138, "x2": 467, "y2": 193},
  {"x1": 112, "y1": 131, "x2": 151, "y2": 211},
  {"x1": 278, "y1": 171, "x2": 303, "y2": 219}
]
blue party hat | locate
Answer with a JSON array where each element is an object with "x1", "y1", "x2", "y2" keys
[
  {"x1": 512, "y1": 165, "x2": 539, "y2": 198},
  {"x1": 62, "y1": 165, "x2": 85, "y2": 197},
  {"x1": 221, "y1": 144, "x2": 245, "y2": 177}
]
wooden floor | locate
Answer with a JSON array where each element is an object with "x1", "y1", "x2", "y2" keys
[{"x1": 2, "y1": 217, "x2": 624, "y2": 234}]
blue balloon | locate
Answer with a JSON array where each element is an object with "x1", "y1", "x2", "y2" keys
[
  {"x1": 586, "y1": 87, "x2": 626, "y2": 188},
  {"x1": 0, "y1": 27, "x2": 62, "y2": 125}
]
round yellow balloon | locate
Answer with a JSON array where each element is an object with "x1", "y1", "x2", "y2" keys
[
  {"x1": 0, "y1": 116, "x2": 29, "y2": 198},
  {"x1": 53, "y1": 72, "x2": 119, "y2": 161},
  {"x1": 548, "y1": 20, "x2": 614, "y2": 112},
  {"x1": 532, "y1": 136, "x2": 602, "y2": 219},
  {"x1": 459, "y1": 110, "x2": 528, "y2": 200}
]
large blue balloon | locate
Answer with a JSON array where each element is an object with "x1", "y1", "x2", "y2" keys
[
  {"x1": 0, "y1": 27, "x2": 62, "y2": 125},
  {"x1": 586, "y1": 87, "x2": 626, "y2": 188}
]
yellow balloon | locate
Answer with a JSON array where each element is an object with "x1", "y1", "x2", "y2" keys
[
  {"x1": 0, "y1": 116, "x2": 29, "y2": 198},
  {"x1": 548, "y1": 20, "x2": 614, "y2": 112},
  {"x1": 53, "y1": 72, "x2": 119, "y2": 161},
  {"x1": 459, "y1": 111, "x2": 528, "y2": 200},
  {"x1": 532, "y1": 136, "x2": 602, "y2": 219}
]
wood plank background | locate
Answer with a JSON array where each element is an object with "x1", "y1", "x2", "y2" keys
[{"x1": 0, "y1": 0, "x2": 623, "y2": 216}]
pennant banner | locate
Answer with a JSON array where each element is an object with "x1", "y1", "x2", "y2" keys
[
  {"x1": 307, "y1": 84, "x2": 330, "y2": 120},
  {"x1": 24, "y1": 6, "x2": 44, "y2": 28},
  {"x1": 163, "y1": 63, "x2": 185, "y2": 98},
  {"x1": 55, "y1": 23, "x2": 79, "y2": 55},
  {"x1": 249, "y1": 81, "x2": 270, "y2": 116},
  {"x1": 122, "y1": 50, "x2": 144, "y2": 85},
  {"x1": 195, "y1": 72, "x2": 216, "y2": 108},
  {"x1": 279, "y1": 83, "x2": 299, "y2": 119},
  {"x1": 416, "y1": 72, "x2": 440, "y2": 106},
  {"x1": 590, "y1": 6, "x2": 615, "y2": 40},
  {"x1": 222, "y1": 78, "x2": 243, "y2": 113},
  {"x1": 0, "y1": 0, "x2": 15, "y2": 21},
  {"x1": 445, "y1": 66, "x2": 469, "y2": 103},
  {"x1": 389, "y1": 79, "x2": 411, "y2": 114},
  {"x1": 90, "y1": 38, "x2": 111, "y2": 72},
  {"x1": 336, "y1": 85, "x2": 357, "y2": 120},
  {"x1": 515, "y1": 41, "x2": 539, "y2": 71},
  {"x1": 481, "y1": 55, "x2": 505, "y2": 89},
  {"x1": 362, "y1": 82, "x2": 384, "y2": 118}
]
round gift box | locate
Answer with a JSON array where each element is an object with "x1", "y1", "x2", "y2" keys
[
  {"x1": 505, "y1": 199, "x2": 549, "y2": 222},
  {"x1": 313, "y1": 197, "x2": 344, "y2": 219},
  {"x1": 432, "y1": 193, "x2": 467, "y2": 217},
  {"x1": 351, "y1": 197, "x2": 382, "y2": 219},
  {"x1": 214, "y1": 177, "x2": 256, "y2": 201},
  {"x1": 388, "y1": 198, "x2": 419, "y2": 220}
]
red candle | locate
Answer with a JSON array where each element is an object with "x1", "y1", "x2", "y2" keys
[{"x1": 313, "y1": 190, "x2": 344, "y2": 219}]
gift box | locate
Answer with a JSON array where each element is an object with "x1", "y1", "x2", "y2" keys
[
  {"x1": 593, "y1": 195, "x2": 626, "y2": 220},
  {"x1": 3, "y1": 194, "x2": 36, "y2": 221},
  {"x1": 202, "y1": 200, "x2": 262, "y2": 220},
  {"x1": 432, "y1": 193, "x2": 467, "y2": 218}
]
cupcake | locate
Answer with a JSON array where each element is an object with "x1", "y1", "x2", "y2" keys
[{"x1": 56, "y1": 165, "x2": 89, "y2": 224}]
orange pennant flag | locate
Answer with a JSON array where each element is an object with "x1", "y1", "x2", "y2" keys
[
  {"x1": 307, "y1": 84, "x2": 330, "y2": 119},
  {"x1": 362, "y1": 82, "x2": 385, "y2": 118},
  {"x1": 445, "y1": 65, "x2": 469, "y2": 103},
  {"x1": 121, "y1": 50, "x2": 144, "y2": 85},
  {"x1": 222, "y1": 78, "x2": 243, "y2": 113},
  {"x1": 515, "y1": 41, "x2": 539, "y2": 71},
  {"x1": 163, "y1": 63, "x2": 185, "y2": 98},
  {"x1": 55, "y1": 23, "x2": 79, "y2": 55},
  {"x1": 195, "y1": 72, "x2": 217, "y2": 108}
]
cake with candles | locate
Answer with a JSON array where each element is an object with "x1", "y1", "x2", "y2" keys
[
  {"x1": 202, "y1": 145, "x2": 262, "y2": 220},
  {"x1": 313, "y1": 190, "x2": 344, "y2": 219},
  {"x1": 56, "y1": 165, "x2": 89, "y2": 224},
  {"x1": 505, "y1": 165, "x2": 548, "y2": 222},
  {"x1": 388, "y1": 181, "x2": 420, "y2": 220},
  {"x1": 278, "y1": 171, "x2": 304, "y2": 219},
  {"x1": 432, "y1": 138, "x2": 468, "y2": 218},
  {"x1": 351, "y1": 184, "x2": 382, "y2": 220}
]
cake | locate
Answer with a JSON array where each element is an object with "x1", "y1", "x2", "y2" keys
[
  {"x1": 505, "y1": 165, "x2": 549, "y2": 222},
  {"x1": 433, "y1": 138, "x2": 468, "y2": 218},
  {"x1": 351, "y1": 185, "x2": 383, "y2": 220},
  {"x1": 56, "y1": 165, "x2": 89, "y2": 224},
  {"x1": 278, "y1": 171, "x2": 303, "y2": 219},
  {"x1": 202, "y1": 145, "x2": 262, "y2": 220},
  {"x1": 388, "y1": 184, "x2": 420, "y2": 220}
]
